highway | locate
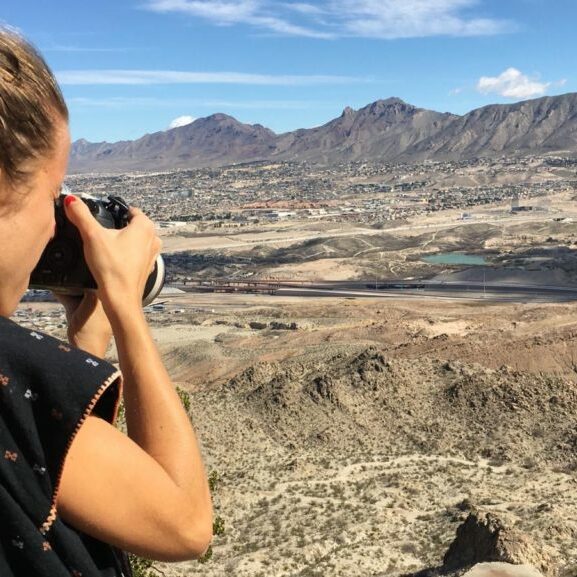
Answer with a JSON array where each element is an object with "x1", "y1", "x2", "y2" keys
[{"x1": 173, "y1": 279, "x2": 577, "y2": 303}]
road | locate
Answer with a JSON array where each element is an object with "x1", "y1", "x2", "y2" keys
[{"x1": 173, "y1": 279, "x2": 577, "y2": 303}]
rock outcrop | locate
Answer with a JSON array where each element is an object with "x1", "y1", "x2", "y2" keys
[
  {"x1": 443, "y1": 511, "x2": 550, "y2": 574},
  {"x1": 401, "y1": 510, "x2": 552, "y2": 577}
]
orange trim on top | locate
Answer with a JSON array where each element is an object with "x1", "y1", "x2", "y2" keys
[{"x1": 39, "y1": 369, "x2": 123, "y2": 535}]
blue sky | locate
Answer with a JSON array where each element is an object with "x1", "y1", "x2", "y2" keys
[{"x1": 1, "y1": 0, "x2": 574, "y2": 142}]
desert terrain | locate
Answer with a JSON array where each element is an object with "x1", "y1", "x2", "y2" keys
[
  {"x1": 19, "y1": 160, "x2": 577, "y2": 576},
  {"x1": 121, "y1": 292, "x2": 577, "y2": 577}
]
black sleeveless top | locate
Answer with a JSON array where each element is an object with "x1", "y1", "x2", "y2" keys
[{"x1": 0, "y1": 315, "x2": 130, "y2": 577}]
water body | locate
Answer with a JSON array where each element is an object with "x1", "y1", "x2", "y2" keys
[{"x1": 423, "y1": 252, "x2": 488, "y2": 266}]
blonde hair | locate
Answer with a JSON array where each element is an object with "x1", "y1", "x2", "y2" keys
[{"x1": 0, "y1": 27, "x2": 68, "y2": 185}]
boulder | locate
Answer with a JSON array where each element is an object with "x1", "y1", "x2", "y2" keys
[{"x1": 443, "y1": 511, "x2": 551, "y2": 575}]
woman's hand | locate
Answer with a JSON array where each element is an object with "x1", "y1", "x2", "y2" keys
[
  {"x1": 62, "y1": 196, "x2": 162, "y2": 317},
  {"x1": 54, "y1": 292, "x2": 113, "y2": 358}
]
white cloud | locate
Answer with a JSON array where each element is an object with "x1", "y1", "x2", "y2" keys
[
  {"x1": 477, "y1": 68, "x2": 551, "y2": 99},
  {"x1": 146, "y1": 0, "x2": 259, "y2": 22},
  {"x1": 143, "y1": 0, "x2": 512, "y2": 38},
  {"x1": 43, "y1": 45, "x2": 127, "y2": 53},
  {"x1": 145, "y1": 0, "x2": 334, "y2": 38},
  {"x1": 57, "y1": 69, "x2": 363, "y2": 85},
  {"x1": 283, "y1": 3, "x2": 325, "y2": 15},
  {"x1": 330, "y1": 0, "x2": 511, "y2": 38},
  {"x1": 169, "y1": 115, "x2": 196, "y2": 128}
]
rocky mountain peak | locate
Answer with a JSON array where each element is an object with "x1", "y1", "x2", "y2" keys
[
  {"x1": 364, "y1": 97, "x2": 414, "y2": 116},
  {"x1": 208, "y1": 112, "x2": 231, "y2": 120}
]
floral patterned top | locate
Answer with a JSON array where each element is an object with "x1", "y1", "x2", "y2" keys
[{"x1": 0, "y1": 315, "x2": 130, "y2": 576}]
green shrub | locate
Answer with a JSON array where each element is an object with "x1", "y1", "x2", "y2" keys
[
  {"x1": 213, "y1": 516, "x2": 225, "y2": 536},
  {"x1": 176, "y1": 386, "x2": 191, "y2": 413},
  {"x1": 198, "y1": 545, "x2": 213, "y2": 564},
  {"x1": 208, "y1": 470, "x2": 221, "y2": 493},
  {"x1": 129, "y1": 555, "x2": 156, "y2": 577}
]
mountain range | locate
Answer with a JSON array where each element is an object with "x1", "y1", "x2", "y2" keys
[{"x1": 69, "y1": 93, "x2": 577, "y2": 173}]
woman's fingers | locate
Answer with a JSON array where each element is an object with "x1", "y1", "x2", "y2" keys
[
  {"x1": 61, "y1": 196, "x2": 161, "y2": 306},
  {"x1": 62, "y1": 195, "x2": 102, "y2": 242}
]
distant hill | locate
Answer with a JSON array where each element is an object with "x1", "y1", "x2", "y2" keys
[{"x1": 69, "y1": 93, "x2": 577, "y2": 173}]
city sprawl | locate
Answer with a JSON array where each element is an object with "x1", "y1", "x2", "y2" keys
[{"x1": 66, "y1": 157, "x2": 577, "y2": 225}]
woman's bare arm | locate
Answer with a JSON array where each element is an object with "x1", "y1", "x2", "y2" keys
[
  {"x1": 56, "y1": 197, "x2": 213, "y2": 560},
  {"x1": 58, "y1": 416, "x2": 212, "y2": 561}
]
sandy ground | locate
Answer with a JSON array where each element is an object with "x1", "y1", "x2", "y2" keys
[{"x1": 108, "y1": 292, "x2": 577, "y2": 577}]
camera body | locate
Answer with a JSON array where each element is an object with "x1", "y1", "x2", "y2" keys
[{"x1": 29, "y1": 193, "x2": 165, "y2": 306}]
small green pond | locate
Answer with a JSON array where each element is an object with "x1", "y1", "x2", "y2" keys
[{"x1": 422, "y1": 253, "x2": 488, "y2": 266}]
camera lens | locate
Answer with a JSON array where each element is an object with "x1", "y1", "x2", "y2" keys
[{"x1": 142, "y1": 255, "x2": 166, "y2": 306}]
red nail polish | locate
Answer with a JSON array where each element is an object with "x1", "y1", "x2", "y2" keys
[{"x1": 64, "y1": 195, "x2": 76, "y2": 207}]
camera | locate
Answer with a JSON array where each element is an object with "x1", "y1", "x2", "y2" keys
[{"x1": 29, "y1": 193, "x2": 165, "y2": 306}]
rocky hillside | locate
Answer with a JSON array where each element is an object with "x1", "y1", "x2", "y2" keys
[
  {"x1": 216, "y1": 347, "x2": 577, "y2": 468},
  {"x1": 272, "y1": 98, "x2": 457, "y2": 163},
  {"x1": 409, "y1": 93, "x2": 577, "y2": 160},
  {"x1": 69, "y1": 94, "x2": 577, "y2": 173},
  {"x1": 178, "y1": 346, "x2": 577, "y2": 577}
]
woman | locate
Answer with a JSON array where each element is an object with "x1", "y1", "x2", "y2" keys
[{"x1": 0, "y1": 28, "x2": 213, "y2": 576}]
